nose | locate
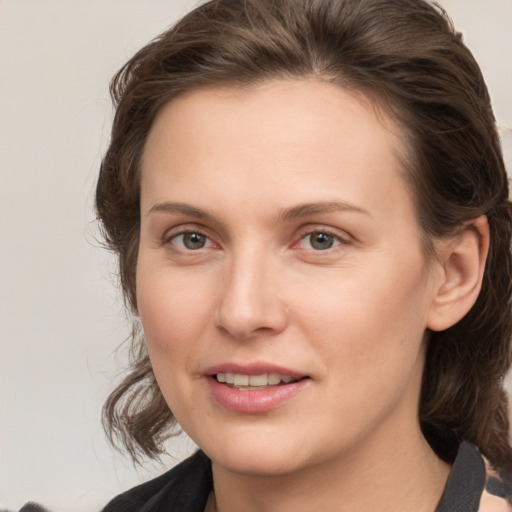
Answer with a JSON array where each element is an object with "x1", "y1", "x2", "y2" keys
[{"x1": 215, "y1": 250, "x2": 288, "y2": 340}]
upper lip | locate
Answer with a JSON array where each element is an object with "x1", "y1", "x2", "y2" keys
[{"x1": 203, "y1": 362, "x2": 308, "y2": 379}]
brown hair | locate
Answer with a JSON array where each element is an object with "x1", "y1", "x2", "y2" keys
[{"x1": 96, "y1": 0, "x2": 512, "y2": 467}]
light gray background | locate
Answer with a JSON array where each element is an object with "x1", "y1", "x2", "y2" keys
[{"x1": 1, "y1": 1, "x2": 511, "y2": 510}]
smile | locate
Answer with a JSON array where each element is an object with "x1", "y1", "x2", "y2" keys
[
  {"x1": 205, "y1": 366, "x2": 310, "y2": 413},
  {"x1": 215, "y1": 372, "x2": 299, "y2": 390}
]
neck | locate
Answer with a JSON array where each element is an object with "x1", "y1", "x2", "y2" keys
[{"x1": 208, "y1": 420, "x2": 450, "y2": 512}]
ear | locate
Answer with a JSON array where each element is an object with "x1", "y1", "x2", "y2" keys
[{"x1": 427, "y1": 216, "x2": 489, "y2": 332}]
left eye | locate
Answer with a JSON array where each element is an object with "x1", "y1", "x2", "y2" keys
[
  {"x1": 171, "y1": 232, "x2": 211, "y2": 250},
  {"x1": 299, "y1": 231, "x2": 342, "y2": 251}
]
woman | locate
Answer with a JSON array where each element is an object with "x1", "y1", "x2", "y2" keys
[{"x1": 96, "y1": 0, "x2": 512, "y2": 510}]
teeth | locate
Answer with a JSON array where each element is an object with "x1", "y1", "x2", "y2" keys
[
  {"x1": 233, "y1": 374, "x2": 249, "y2": 386},
  {"x1": 249, "y1": 374, "x2": 267, "y2": 386},
  {"x1": 215, "y1": 372, "x2": 298, "y2": 387},
  {"x1": 268, "y1": 373, "x2": 281, "y2": 385}
]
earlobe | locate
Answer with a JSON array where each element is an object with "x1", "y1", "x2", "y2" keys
[{"x1": 427, "y1": 216, "x2": 489, "y2": 332}]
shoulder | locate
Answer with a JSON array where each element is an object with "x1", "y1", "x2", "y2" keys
[{"x1": 101, "y1": 450, "x2": 212, "y2": 512}]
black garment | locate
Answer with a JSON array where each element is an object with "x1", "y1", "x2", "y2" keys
[
  {"x1": 101, "y1": 450, "x2": 212, "y2": 512},
  {"x1": 100, "y1": 442, "x2": 492, "y2": 512},
  {"x1": 436, "y1": 442, "x2": 485, "y2": 512}
]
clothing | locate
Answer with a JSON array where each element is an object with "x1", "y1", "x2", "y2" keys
[
  {"x1": 100, "y1": 442, "x2": 510, "y2": 512},
  {"x1": 101, "y1": 450, "x2": 212, "y2": 512},
  {"x1": 437, "y1": 443, "x2": 511, "y2": 512}
]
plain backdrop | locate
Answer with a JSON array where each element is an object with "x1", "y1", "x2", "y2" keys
[{"x1": 1, "y1": 1, "x2": 511, "y2": 511}]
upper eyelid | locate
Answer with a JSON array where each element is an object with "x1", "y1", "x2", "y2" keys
[
  {"x1": 163, "y1": 224, "x2": 213, "y2": 241},
  {"x1": 152, "y1": 214, "x2": 228, "y2": 242},
  {"x1": 169, "y1": 230, "x2": 209, "y2": 240},
  {"x1": 301, "y1": 228, "x2": 344, "y2": 238},
  {"x1": 295, "y1": 225, "x2": 350, "y2": 241}
]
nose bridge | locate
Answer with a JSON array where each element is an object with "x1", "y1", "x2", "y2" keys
[{"x1": 216, "y1": 242, "x2": 286, "y2": 339}]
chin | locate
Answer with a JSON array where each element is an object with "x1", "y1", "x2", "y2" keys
[
  {"x1": 209, "y1": 446, "x2": 307, "y2": 477},
  {"x1": 197, "y1": 426, "x2": 330, "y2": 478}
]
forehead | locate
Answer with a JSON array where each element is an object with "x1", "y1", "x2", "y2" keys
[
  {"x1": 144, "y1": 79, "x2": 404, "y2": 156},
  {"x1": 140, "y1": 79, "x2": 413, "y2": 223}
]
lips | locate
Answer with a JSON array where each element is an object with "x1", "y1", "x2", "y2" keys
[{"x1": 204, "y1": 364, "x2": 310, "y2": 412}]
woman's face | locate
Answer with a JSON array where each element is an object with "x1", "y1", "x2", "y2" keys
[{"x1": 137, "y1": 79, "x2": 441, "y2": 476}]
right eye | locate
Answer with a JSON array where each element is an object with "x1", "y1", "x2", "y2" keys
[
  {"x1": 299, "y1": 231, "x2": 341, "y2": 251},
  {"x1": 169, "y1": 231, "x2": 212, "y2": 250}
]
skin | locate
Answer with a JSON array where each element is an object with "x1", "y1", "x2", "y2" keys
[{"x1": 136, "y1": 79, "x2": 485, "y2": 511}]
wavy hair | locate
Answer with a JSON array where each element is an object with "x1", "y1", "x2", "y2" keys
[{"x1": 96, "y1": 0, "x2": 512, "y2": 467}]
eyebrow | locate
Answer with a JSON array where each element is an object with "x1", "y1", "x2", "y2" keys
[
  {"x1": 147, "y1": 202, "x2": 214, "y2": 219},
  {"x1": 278, "y1": 201, "x2": 372, "y2": 221},
  {"x1": 147, "y1": 200, "x2": 371, "y2": 221}
]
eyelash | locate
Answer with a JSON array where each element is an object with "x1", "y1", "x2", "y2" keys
[{"x1": 164, "y1": 228, "x2": 347, "y2": 253}]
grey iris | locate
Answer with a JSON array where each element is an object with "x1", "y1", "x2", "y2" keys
[
  {"x1": 310, "y1": 232, "x2": 334, "y2": 250},
  {"x1": 184, "y1": 232, "x2": 207, "y2": 249}
]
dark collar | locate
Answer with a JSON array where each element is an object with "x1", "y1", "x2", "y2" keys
[{"x1": 436, "y1": 442, "x2": 486, "y2": 512}]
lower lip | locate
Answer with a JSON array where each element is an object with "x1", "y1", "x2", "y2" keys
[{"x1": 206, "y1": 377, "x2": 309, "y2": 413}]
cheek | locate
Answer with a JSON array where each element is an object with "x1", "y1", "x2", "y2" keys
[
  {"x1": 136, "y1": 267, "x2": 211, "y2": 363},
  {"x1": 295, "y1": 257, "x2": 431, "y2": 378},
  {"x1": 135, "y1": 267, "x2": 214, "y2": 421},
  {"x1": 305, "y1": 269, "x2": 430, "y2": 437}
]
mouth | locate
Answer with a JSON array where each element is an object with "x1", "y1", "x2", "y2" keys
[
  {"x1": 213, "y1": 372, "x2": 306, "y2": 391},
  {"x1": 205, "y1": 366, "x2": 311, "y2": 412}
]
